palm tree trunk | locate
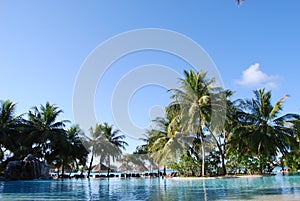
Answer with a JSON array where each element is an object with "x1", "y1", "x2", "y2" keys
[
  {"x1": 221, "y1": 151, "x2": 226, "y2": 175},
  {"x1": 87, "y1": 153, "x2": 94, "y2": 178},
  {"x1": 157, "y1": 166, "x2": 160, "y2": 177},
  {"x1": 206, "y1": 125, "x2": 227, "y2": 176},
  {"x1": 61, "y1": 158, "x2": 65, "y2": 177},
  {"x1": 211, "y1": 135, "x2": 227, "y2": 175},
  {"x1": 107, "y1": 156, "x2": 110, "y2": 177},
  {"x1": 200, "y1": 135, "x2": 205, "y2": 177},
  {"x1": 73, "y1": 157, "x2": 79, "y2": 170},
  {"x1": 216, "y1": 140, "x2": 227, "y2": 175}
]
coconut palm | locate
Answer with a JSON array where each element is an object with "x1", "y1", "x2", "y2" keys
[
  {"x1": 82, "y1": 123, "x2": 103, "y2": 178},
  {"x1": 0, "y1": 100, "x2": 21, "y2": 162},
  {"x1": 101, "y1": 122, "x2": 128, "y2": 176},
  {"x1": 204, "y1": 90, "x2": 234, "y2": 175},
  {"x1": 66, "y1": 125, "x2": 88, "y2": 169},
  {"x1": 168, "y1": 70, "x2": 217, "y2": 176},
  {"x1": 230, "y1": 89, "x2": 300, "y2": 173},
  {"x1": 25, "y1": 102, "x2": 69, "y2": 161},
  {"x1": 56, "y1": 125, "x2": 88, "y2": 175},
  {"x1": 147, "y1": 112, "x2": 190, "y2": 175},
  {"x1": 82, "y1": 123, "x2": 127, "y2": 177}
]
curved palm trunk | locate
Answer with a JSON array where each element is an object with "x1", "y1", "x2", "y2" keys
[
  {"x1": 213, "y1": 139, "x2": 226, "y2": 175},
  {"x1": 206, "y1": 125, "x2": 227, "y2": 175}
]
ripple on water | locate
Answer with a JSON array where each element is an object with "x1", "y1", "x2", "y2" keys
[{"x1": 0, "y1": 175, "x2": 299, "y2": 200}]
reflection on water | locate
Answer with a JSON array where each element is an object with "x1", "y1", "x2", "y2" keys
[{"x1": 0, "y1": 175, "x2": 299, "y2": 200}]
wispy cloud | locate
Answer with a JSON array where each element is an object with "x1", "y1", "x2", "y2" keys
[{"x1": 236, "y1": 63, "x2": 279, "y2": 88}]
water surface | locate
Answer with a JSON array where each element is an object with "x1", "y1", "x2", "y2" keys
[{"x1": 0, "y1": 175, "x2": 299, "y2": 200}]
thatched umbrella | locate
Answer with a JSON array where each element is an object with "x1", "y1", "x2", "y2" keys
[{"x1": 92, "y1": 163, "x2": 109, "y2": 173}]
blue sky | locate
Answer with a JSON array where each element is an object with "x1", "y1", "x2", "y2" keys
[{"x1": 1, "y1": 0, "x2": 300, "y2": 153}]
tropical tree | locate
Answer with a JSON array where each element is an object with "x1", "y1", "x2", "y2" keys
[
  {"x1": 101, "y1": 122, "x2": 128, "y2": 176},
  {"x1": 203, "y1": 89, "x2": 234, "y2": 175},
  {"x1": 82, "y1": 123, "x2": 103, "y2": 178},
  {"x1": 0, "y1": 100, "x2": 22, "y2": 171},
  {"x1": 168, "y1": 70, "x2": 218, "y2": 176},
  {"x1": 82, "y1": 123, "x2": 128, "y2": 177},
  {"x1": 66, "y1": 125, "x2": 88, "y2": 170},
  {"x1": 229, "y1": 89, "x2": 300, "y2": 173},
  {"x1": 169, "y1": 150, "x2": 202, "y2": 177},
  {"x1": 25, "y1": 102, "x2": 69, "y2": 162},
  {"x1": 54, "y1": 125, "x2": 88, "y2": 176}
]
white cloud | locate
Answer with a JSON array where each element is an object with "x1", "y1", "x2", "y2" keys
[{"x1": 236, "y1": 63, "x2": 278, "y2": 88}]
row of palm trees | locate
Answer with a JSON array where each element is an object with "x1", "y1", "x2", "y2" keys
[
  {"x1": 0, "y1": 101, "x2": 89, "y2": 174},
  {"x1": 0, "y1": 100, "x2": 128, "y2": 177},
  {"x1": 138, "y1": 70, "x2": 300, "y2": 176},
  {"x1": 81, "y1": 123, "x2": 128, "y2": 177},
  {"x1": 1, "y1": 70, "x2": 299, "y2": 177}
]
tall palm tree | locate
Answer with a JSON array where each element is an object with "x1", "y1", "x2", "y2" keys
[
  {"x1": 101, "y1": 122, "x2": 128, "y2": 176},
  {"x1": 66, "y1": 125, "x2": 88, "y2": 170},
  {"x1": 204, "y1": 90, "x2": 234, "y2": 175},
  {"x1": 25, "y1": 102, "x2": 69, "y2": 161},
  {"x1": 56, "y1": 125, "x2": 88, "y2": 176},
  {"x1": 168, "y1": 70, "x2": 217, "y2": 176},
  {"x1": 0, "y1": 100, "x2": 20, "y2": 162},
  {"x1": 82, "y1": 123, "x2": 103, "y2": 178},
  {"x1": 230, "y1": 89, "x2": 300, "y2": 173}
]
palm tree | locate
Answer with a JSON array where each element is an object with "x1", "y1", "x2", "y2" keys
[
  {"x1": 147, "y1": 112, "x2": 189, "y2": 176},
  {"x1": 101, "y1": 122, "x2": 128, "y2": 176},
  {"x1": 25, "y1": 102, "x2": 69, "y2": 162},
  {"x1": 82, "y1": 123, "x2": 103, "y2": 178},
  {"x1": 230, "y1": 89, "x2": 300, "y2": 173},
  {"x1": 168, "y1": 70, "x2": 217, "y2": 176},
  {"x1": 66, "y1": 125, "x2": 88, "y2": 170},
  {"x1": 57, "y1": 125, "x2": 88, "y2": 176},
  {"x1": 204, "y1": 90, "x2": 234, "y2": 175},
  {"x1": 0, "y1": 100, "x2": 20, "y2": 163}
]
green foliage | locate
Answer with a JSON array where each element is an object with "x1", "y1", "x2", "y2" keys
[
  {"x1": 83, "y1": 122, "x2": 128, "y2": 177},
  {"x1": 227, "y1": 89, "x2": 300, "y2": 173},
  {"x1": 2, "y1": 69, "x2": 300, "y2": 176},
  {"x1": 206, "y1": 149, "x2": 221, "y2": 174},
  {"x1": 168, "y1": 152, "x2": 201, "y2": 177},
  {"x1": 0, "y1": 100, "x2": 88, "y2": 174},
  {"x1": 136, "y1": 71, "x2": 300, "y2": 177},
  {"x1": 283, "y1": 151, "x2": 300, "y2": 171}
]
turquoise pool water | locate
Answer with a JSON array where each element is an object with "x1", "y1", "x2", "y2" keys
[{"x1": 0, "y1": 175, "x2": 299, "y2": 200}]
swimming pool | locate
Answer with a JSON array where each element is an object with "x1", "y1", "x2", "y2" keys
[{"x1": 0, "y1": 174, "x2": 299, "y2": 200}]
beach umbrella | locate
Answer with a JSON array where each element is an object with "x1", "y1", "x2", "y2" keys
[{"x1": 92, "y1": 163, "x2": 110, "y2": 173}]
